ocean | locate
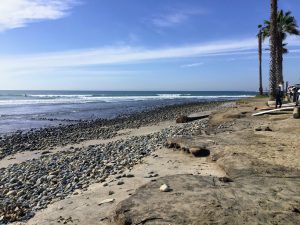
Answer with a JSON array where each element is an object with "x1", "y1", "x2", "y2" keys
[{"x1": 0, "y1": 90, "x2": 256, "y2": 134}]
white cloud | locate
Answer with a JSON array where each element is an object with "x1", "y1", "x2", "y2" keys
[
  {"x1": 289, "y1": 49, "x2": 300, "y2": 53},
  {"x1": 181, "y1": 62, "x2": 204, "y2": 68},
  {"x1": 152, "y1": 13, "x2": 188, "y2": 27},
  {"x1": 0, "y1": 38, "x2": 256, "y2": 68},
  {"x1": 151, "y1": 8, "x2": 206, "y2": 27},
  {"x1": 1, "y1": 37, "x2": 300, "y2": 74},
  {"x1": 0, "y1": 0, "x2": 78, "y2": 31}
]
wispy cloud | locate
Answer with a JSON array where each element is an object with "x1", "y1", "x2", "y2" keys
[
  {"x1": 1, "y1": 37, "x2": 300, "y2": 74},
  {"x1": 152, "y1": 13, "x2": 188, "y2": 27},
  {"x1": 0, "y1": 0, "x2": 78, "y2": 31},
  {"x1": 0, "y1": 38, "x2": 257, "y2": 70},
  {"x1": 181, "y1": 62, "x2": 204, "y2": 68},
  {"x1": 150, "y1": 8, "x2": 206, "y2": 28}
]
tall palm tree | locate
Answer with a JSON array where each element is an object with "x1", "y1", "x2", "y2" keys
[
  {"x1": 269, "y1": 0, "x2": 278, "y2": 100},
  {"x1": 263, "y1": 10, "x2": 300, "y2": 86},
  {"x1": 257, "y1": 25, "x2": 264, "y2": 95},
  {"x1": 277, "y1": 10, "x2": 299, "y2": 85}
]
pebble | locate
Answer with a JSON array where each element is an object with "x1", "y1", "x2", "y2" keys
[
  {"x1": 98, "y1": 198, "x2": 115, "y2": 206},
  {"x1": 125, "y1": 174, "x2": 135, "y2": 178},
  {"x1": 0, "y1": 101, "x2": 234, "y2": 223},
  {"x1": 117, "y1": 181, "x2": 124, "y2": 185},
  {"x1": 159, "y1": 184, "x2": 171, "y2": 192}
]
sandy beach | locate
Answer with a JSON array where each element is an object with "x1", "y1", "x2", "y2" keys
[
  {"x1": 1, "y1": 98, "x2": 300, "y2": 225},
  {"x1": 2, "y1": 0, "x2": 300, "y2": 224}
]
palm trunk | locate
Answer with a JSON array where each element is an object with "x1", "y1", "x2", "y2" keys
[
  {"x1": 258, "y1": 33, "x2": 263, "y2": 95},
  {"x1": 277, "y1": 36, "x2": 283, "y2": 85},
  {"x1": 269, "y1": 0, "x2": 278, "y2": 100}
]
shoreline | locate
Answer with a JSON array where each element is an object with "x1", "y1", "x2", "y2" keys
[{"x1": 0, "y1": 101, "x2": 230, "y2": 160}]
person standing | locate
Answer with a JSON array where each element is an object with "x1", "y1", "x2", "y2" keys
[
  {"x1": 293, "y1": 87, "x2": 297, "y2": 102},
  {"x1": 296, "y1": 89, "x2": 300, "y2": 106},
  {"x1": 275, "y1": 85, "x2": 283, "y2": 108}
]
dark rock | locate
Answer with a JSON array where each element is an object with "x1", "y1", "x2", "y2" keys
[
  {"x1": 176, "y1": 116, "x2": 189, "y2": 123},
  {"x1": 117, "y1": 181, "x2": 124, "y2": 185},
  {"x1": 125, "y1": 174, "x2": 135, "y2": 178},
  {"x1": 218, "y1": 177, "x2": 233, "y2": 183}
]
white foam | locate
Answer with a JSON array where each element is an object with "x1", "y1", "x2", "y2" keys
[
  {"x1": 27, "y1": 94, "x2": 93, "y2": 98},
  {"x1": 0, "y1": 95, "x2": 254, "y2": 106}
]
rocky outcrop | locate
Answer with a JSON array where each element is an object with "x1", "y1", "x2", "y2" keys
[
  {"x1": 111, "y1": 154, "x2": 300, "y2": 225},
  {"x1": 166, "y1": 136, "x2": 213, "y2": 157}
]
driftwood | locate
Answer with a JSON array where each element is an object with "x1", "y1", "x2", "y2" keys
[{"x1": 176, "y1": 112, "x2": 211, "y2": 123}]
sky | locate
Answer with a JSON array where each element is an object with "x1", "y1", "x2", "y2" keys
[{"x1": 0, "y1": 0, "x2": 300, "y2": 91}]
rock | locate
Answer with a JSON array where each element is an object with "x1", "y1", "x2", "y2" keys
[
  {"x1": 264, "y1": 126, "x2": 272, "y2": 131},
  {"x1": 167, "y1": 136, "x2": 211, "y2": 157},
  {"x1": 109, "y1": 190, "x2": 115, "y2": 195},
  {"x1": 47, "y1": 175, "x2": 56, "y2": 180},
  {"x1": 41, "y1": 151, "x2": 51, "y2": 155},
  {"x1": 176, "y1": 116, "x2": 189, "y2": 123},
  {"x1": 126, "y1": 174, "x2": 135, "y2": 178},
  {"x1": 218, "y1": 177, "x2": 233, "y2": 183},
  {"x1": 293, "y1": 106, "x2": 300, "y2": 119},
  {"x1": 255, "y1": 126, "x2": 272, "y2": 132},
  {"x1": 117, "y1": 181, "x2": 124, "y2": 185},
  {"x1": 35, "y1": 178, "x2": 43, "y2": 186},
  {"x1": 6, "y1": 190, "x2": 17, "y2": 196},
  {"x1": 292, "y1": 207, "x2": 300, "y2": 213},
  {"x1": 73, "y1": 189, "x2": 81, "y2": 195},
  {"x1": 49, "y1": 170, "x2": 59, "y2": 175},
  {"x1": 189, "y1": 147, "x2": 210, "y2": 157},
  {"x1": 144, "y1": 173, "x2": 159, "y2": 178},
  {"x1": 159, "y1": 184, "x2": 171, "y2": 192},
  {"x1": 255, "y1": 126, "x2": 262, "y2": 131},
  {"x1": 98, "y1": 198, "x2": 115, "y2": 206}
]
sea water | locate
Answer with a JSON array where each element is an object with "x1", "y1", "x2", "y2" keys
[{"x1": 0, "y1": 90, "x2": 255, "y2": 134}]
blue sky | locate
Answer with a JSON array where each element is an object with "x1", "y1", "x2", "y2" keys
[{"x1": 0, "y1": 0, "x2": 300, "y2": 91}]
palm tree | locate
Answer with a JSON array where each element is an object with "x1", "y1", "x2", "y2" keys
[
  {"x1": 269, "y1": 0, "x2": 278, "y2": 100},
  {"x1": 277, "y1": 10, "x2": 299, "y2": 85},
  {"x1": 257, "y1": 25, "x2": 264, "y2": 95},
  {"x1": 263, "y1": 10, "x2": 300, "y2": 86}
]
